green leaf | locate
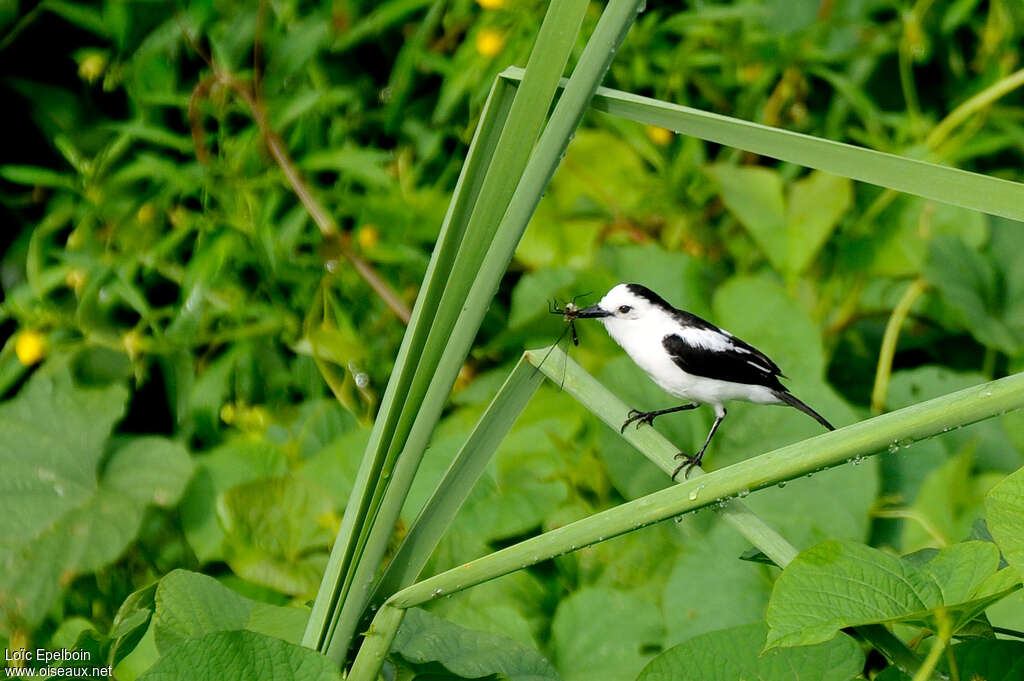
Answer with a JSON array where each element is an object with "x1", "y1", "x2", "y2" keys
[
  {"x1": 0, "y1": 164, "x2": 76, "y2": 188},
  {"x1": 662, "y1": 521, "x2": 772, "y2": 647},
  {"x1": 0, "y1": 369, "x2": 191, "y2": 631},
  {"x1": 218, "y1": 475, "x2": 335, "y2": 596},
  {"x1": 940, "y1": 639, "x2": 1024, "y2": 680},
  {"x1": 179, "y1": 440, "x2": 289, "y2": 564},
  {"x1": 986, "y1": 466, "x2": 1024, "y2": 582},
  {"x1": 786, "y1": 172, "x2": 851, "y2": 273},
  {"x1": 926, "y1": 236, "x2": 1022, "y2": 354},
  {"x1": 551, "y1": 587, "x2": 663, "y2": 681},
  {"x1": 638, "y1": 622, "x2": 864, "y2": 681},
  {"x1": 152, "y1": 570, "x2": 310, "y2": 653},
  {"x1": 765, "y1": 540, "x2": 1021, "y2": 649},
  {"x1": 108, "y1": 583, "x2": 158, "y2": 668},
  {"x1": 708, "y1": 167, "x2": 850, "y2": 275},
  {"x1": 707, "y1": 165, "x2": 787, "y2": 270},
  {"x1": 391, "y1": 608, "x2": 560, "y2": 681},
  {"x1": 139, "y1": 630, "x2": 340, "y2": 681}
]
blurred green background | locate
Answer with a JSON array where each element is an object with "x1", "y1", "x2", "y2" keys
[{"x1": 2, "y1": 0, "x2": 1024, "y2": 679}]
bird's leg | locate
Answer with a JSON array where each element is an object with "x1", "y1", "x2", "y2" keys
[
  {"x1": 620, "y1": 403, "x2": 699, "y2": 434},
  {"x1": 672, "y1": 407, "x2": 726, "y2": 480}
]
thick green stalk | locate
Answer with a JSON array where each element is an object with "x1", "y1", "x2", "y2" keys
[
  {"x1": 391, "y1": 371, "x2": 1024, "y2": 607},
  {"x1": 336, "y1": 2, "x2": 644, "y2": 652},
  {"x1": 302, "y1": 74, "x2": 517, "y2": 651},
  {"x1": 497, "y1": 68, "x2": 1024, "y2": 221},
  {"x1": 372, "y1": 357, "x2": 543, "y2": 603},
  {"x1": 348, "y1": 364, "x2": 1023, "y2": 680},
  {"x1": 319, "y1": 0, "x2": 592, "y2": 663}
]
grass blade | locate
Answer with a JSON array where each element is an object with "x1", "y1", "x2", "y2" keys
[
  {"x1": 371, "y1": 356, "x2": 544, "y2": 604},
  {"x1": 302, "y1": 74, "x2": 517, "y2": 652},
  {"x1": 499, "y1": 68, "x2": 1024, "y2": 221},
  {"x1": 316, "y1": 0, "x2": 593, "y2": 663}
]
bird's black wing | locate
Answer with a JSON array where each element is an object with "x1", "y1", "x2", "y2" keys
[
  {"x1": 662, "y1": 332, "x2": 785, "y2": 391},
  {"x1": 670, "y1": 309, "x2": 784, "y2": 377}
]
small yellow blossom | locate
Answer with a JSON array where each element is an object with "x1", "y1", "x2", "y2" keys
[
  {"x1": 169, "y1": 205, "x2": 188, "y2": 229},
  {"x1": 15, "y1": 330, "x2": 46, "y2": 366},
  {"x1": 65, "y1": 268, "x2": 87, "y2": 295},
  {"x1": 476, "y1": 0, "x2": 506, "y2": 9},
  {"x1": 136, "y1": 202, "x2": 157, "y2": 224},
  {"x1": 357, "y1": 224, "x2": 380, "y2": 250},
  {"x1": 122, "y1": 329, "x2": 145, "y2": 359},
  {"x1": 645, "y1": 125, "x2": 674, "y2": 146},
  {"x1": 78, "y1": 52, "x2": 107, "y2": 83},
  {"x1": 475, "y1": 28, "x2": 506, "y2": 58}
]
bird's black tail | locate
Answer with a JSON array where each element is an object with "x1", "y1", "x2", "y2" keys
[{"x1": 776, "y1": 390, "x2": 835, "y2": 431}]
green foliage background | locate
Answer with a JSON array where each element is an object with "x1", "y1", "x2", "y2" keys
[{"x1": 2, "y1": 0, "x2": 1024, "y2": 679}]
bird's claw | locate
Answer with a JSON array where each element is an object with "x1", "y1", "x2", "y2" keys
[
  {"x1": 620, "y1": 408, "x2": 656, "y2": 434},
  {"x1": 671, "y1": 452, "x2": 702, "y2": 480}
]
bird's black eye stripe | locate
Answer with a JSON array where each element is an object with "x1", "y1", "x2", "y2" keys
[{"x1": 618, "y1": 305, "x2": 632, "y2": 314}]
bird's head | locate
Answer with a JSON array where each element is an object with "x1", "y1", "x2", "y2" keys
[{"x1": 575, "y1": 283, "x2": 660, "y2": 326}]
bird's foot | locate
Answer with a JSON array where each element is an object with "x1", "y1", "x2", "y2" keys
[
  {"x1": 620, "y1": 408, "x2": 658, "y2": 434},
  {"x1": 671, "y1": 452, "x2": 703, "y2": 480}
]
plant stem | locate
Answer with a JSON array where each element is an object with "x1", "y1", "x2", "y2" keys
[
  {"x1": 496, "y1": 68, "x2": 1024, "y2": 222},
  {"x1": 871, "y1": 278, "x2": 929, "y2": 414}
]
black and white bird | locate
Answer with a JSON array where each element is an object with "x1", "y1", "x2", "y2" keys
[{"x1": 573, "y1": 283, "x2": 834, "y2": 479}]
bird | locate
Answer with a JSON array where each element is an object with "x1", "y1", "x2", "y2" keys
[{"x1": 572, "y1": 283, "x2": 834, "y2": 480}]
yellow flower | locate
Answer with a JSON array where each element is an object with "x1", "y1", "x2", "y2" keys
[
  {"x1": 475, "y1": 28, "x2": 506, "y2": 58},
  {"x1": 645, "y1": 125, "x2": 673, "y2": 146},
  {"x1": 15, "y1": 330, "x2": 46, "y2": 366},
  {"x1": 122, "y1": 330, "x2": 145, "y2": 359},
  {"x1": 357, "y1": 224, "x2": 380, "y2": 250},
  {"x1": 65, "y1": 268, "x2": 87, "y2": 295},
  {"x1": 476, "y1": 0, "x2": 505, "y2": 8},
  {"x1": 136, "y1": 202, "x2": 157, "y2": 224},
  {"x1": 78, "y1": 52, "x2": 107, "y2": 83}
]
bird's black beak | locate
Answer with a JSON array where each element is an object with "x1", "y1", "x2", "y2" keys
[{"x1": 574, "y1": 305, "x2": 611, "y2": 319}]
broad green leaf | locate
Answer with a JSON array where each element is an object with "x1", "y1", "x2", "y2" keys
[
  {"x1": 218, "y1": 476, "x2": 335, "y2": 596},
  {"x1": 0, "y1": 369, "x2": 191, "y2": 631},
  {"x1": 551, "y1": 587, "x2": 663, "y2": 681},
  {"x1": 707, "y1": 168, "x2": 850, "y2": 274},
  {"x1": 107, "y1": 583, "x2": 158, "y2": 668},
  {"x1": 180, "y1": 440, "x2": 289, "y2": 563},
  {"x1": 871, "y1": 197, "x2": 987, "y2": 277},
  {"x1": 940, "y1": 639, "x2": 1024, "y2": 680},
  {"x1": 706, "y1": 165, "x2": 787, "y2": 271},
  {"x1": 926, "y1": 236, "x2": 1021, "y2": 355},
  {"x1": 391, "y1": 608, "x2": 559, "y2": 681},
  {"x1": 152, "y1": 570, "x2": 309, "y2": 654},
  {"x1": 786, "y1": 172, "x2": 851, "y2": 273},
  {"x1": 662, "y1": 521, "x2": 772, "y2": 647},
  {"x1": 638, "y1": 622, "x2": 863, "y2": 681},
  {"x1": 986, "y1": 466, "x2": 1024, "y2": 581},
  {"x1": 765, "y1": 540, "x2": 1021, "y2": 649},
  {"x1": 139, "y1": 630, "x2": 340, "y2": 681},
  {"x1": 900, "y1": 448, "x2": 1000, "y2": 553}
]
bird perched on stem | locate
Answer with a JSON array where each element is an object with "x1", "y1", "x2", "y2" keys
[{"x1": 572, "y1": 283, "x2": 834, "y2": 479}]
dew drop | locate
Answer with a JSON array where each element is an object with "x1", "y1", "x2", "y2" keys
[
  {"x1": 737, "y1": 489, "x2": 750, "y2": 498},
  {"x1": 777, "y1": 481, "x2": 787, "y2": 489},
  {"x1": 688, "y1": 484, "x2": 704, "y2": 501}
]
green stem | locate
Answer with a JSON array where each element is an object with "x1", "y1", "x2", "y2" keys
[
  {"x1": 346, "y1": 603, "x2": 406, "y2": 681},
  {"x1": 302, "y1": 72, "x2": 518, "y2": 653},
  {"x1": 871, "y1": 278, "x2": 929, "y2": 414},
  {"x1": 498, "y1": 68, "x2": 1024, "y2": 222},
  {"x1": 371, "y1": 357, "x2": 544, "y2": 603}
]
